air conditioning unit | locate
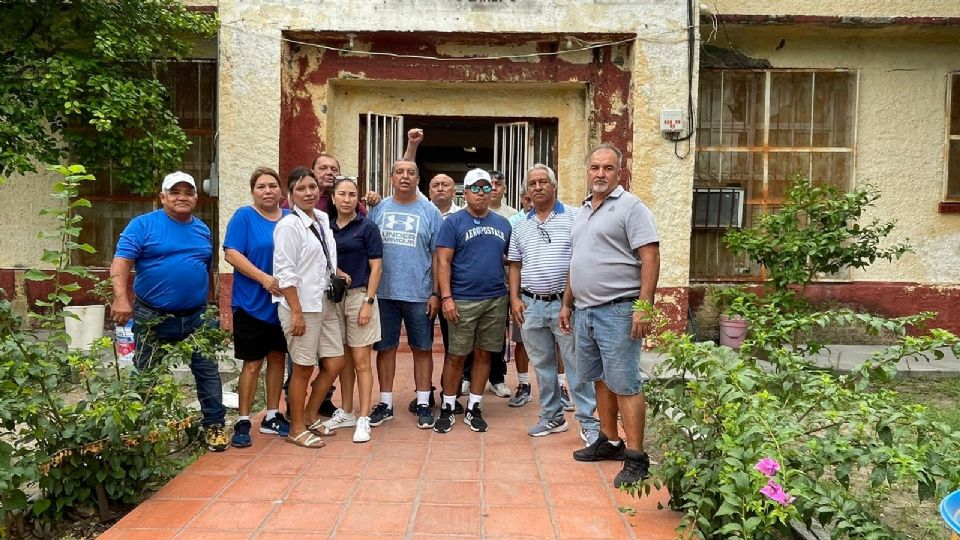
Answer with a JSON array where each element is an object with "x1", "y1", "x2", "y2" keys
[{"x1": 693, "y1": 187, "x2": 744, "y2": 228}]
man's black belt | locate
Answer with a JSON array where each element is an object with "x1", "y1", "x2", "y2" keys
[
  {"x1": 598, "y1": 296, "x2": 638, "y2": 307},
  {"x1": 136, "y1": 297, "x2": 205, "y2": 317},
  {"x1": 521, "y1": 289, "x2": 563, "y2": 302}
]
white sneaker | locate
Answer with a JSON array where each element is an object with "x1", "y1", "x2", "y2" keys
[
  {"x1": 488, "y1": 382, "x2": 511, "y2": 398},
  {"x1": 322, "y1": 408, "x2": 357, "y2": 431},
  {"x1": 353, "y1": 416, "x2": 371, "y2": 443}
]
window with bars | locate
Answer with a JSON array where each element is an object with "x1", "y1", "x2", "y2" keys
[
  {"x1": 73, "y1": 61, "x2": 218, "y2": 267},
  {"x1": 946, "y1": 73, "x2": 960, "y2": 201},
  {"x1": 691, "y1": 69, "x2": 857, "y2": 280}
]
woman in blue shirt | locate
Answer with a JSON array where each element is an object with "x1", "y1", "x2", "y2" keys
[
  {"x1": 223, "y1": 167, "x2": 290, "y2": 448},
  {"x1": 319, "y1": 177, "x2": 384, "y2": 443}
]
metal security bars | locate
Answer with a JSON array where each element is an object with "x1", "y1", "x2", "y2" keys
[
  {"x1": 494, "y1": 122, "x2": 532, "y2": 210},
  {"x1": 365, "y1": 113, "x2": 405, "y2": 198}
]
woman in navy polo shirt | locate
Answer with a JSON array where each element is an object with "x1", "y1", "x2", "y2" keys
[
  {"x1": 319, "y1": 176, "x2": 384, "y2": 443},
  {"x1": 223, "y1": 167, "x2": 290, "y2": 447}
]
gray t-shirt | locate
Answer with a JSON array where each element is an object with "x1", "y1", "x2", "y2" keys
[
  {"x1": 569, "y1": 186, "x2": 659, "y2": 308},
  {"x1": 368, "y1": 195, "x2": 443, "y2": 302}
]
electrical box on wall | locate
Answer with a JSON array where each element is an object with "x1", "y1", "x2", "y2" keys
[{"x1": 660, "y1": 109, "x2": 684, "y2": 134}]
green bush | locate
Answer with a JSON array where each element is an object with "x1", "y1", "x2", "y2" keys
[
  {"x1": 0, "y1": 165, "x2": 228, "y2": 536},
  {"x1": 631, "y1": 177, "x2": 960, "y2": 538}
]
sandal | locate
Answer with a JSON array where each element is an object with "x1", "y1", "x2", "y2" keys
[
  {"x1": 307, "y1": 419, "x2": 337, "y2": 437},
  {"x1": 286, "y1": 430, "x2": 326, "y2": 448}
]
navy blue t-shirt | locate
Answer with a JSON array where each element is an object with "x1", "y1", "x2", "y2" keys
[
  {"x1": 115, "y1": 209, "x2": 211, "y2": 311},
  {"x1": 332, "y1": 214, "x2": 383, "y2": 289},
  {"x1": 223, "y1": 205, "x2": 289, "y2": 324},
  {"x1": 438, "y1": 209, "x2": 512, "y2": 300}
]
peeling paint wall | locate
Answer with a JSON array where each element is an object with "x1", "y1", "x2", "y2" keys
[
  {"x1": 713, "y1": 24, "x2": 960, "y2": 284},
  {"x1": 217, "y1": 0, "x2": 697, "y2": 291}
]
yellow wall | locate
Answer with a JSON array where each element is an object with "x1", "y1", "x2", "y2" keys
[
  {"x1": 711, "y1": 1, "x2": 960, "y2": 17},
  {"x1": 713, "y1": 24, "x2": 960, "y2": 283}
]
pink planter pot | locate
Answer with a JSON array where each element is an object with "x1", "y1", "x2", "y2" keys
[{"x1": 719, "y1": 313, "x2": 748, "y2": 350}]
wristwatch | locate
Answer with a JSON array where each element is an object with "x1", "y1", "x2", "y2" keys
[{"x1": 364, "y1": 296, "x2": 375, "y2": 305}]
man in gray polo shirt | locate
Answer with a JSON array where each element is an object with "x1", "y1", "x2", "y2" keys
[{"x1": 561, "y1": 144, "x2": 660, "y2": 488}]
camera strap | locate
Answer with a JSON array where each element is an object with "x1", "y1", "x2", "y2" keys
[{"x1": 304, "y1": 217, "x2": 333, "y2": 273}]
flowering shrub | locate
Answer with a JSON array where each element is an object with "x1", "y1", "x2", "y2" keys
[{"x1": 626, "y1": 179, "x2": 960, "y2": 538}]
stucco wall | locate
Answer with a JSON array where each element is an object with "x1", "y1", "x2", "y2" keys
[
  {"x1": 711, "y1": 1, "x2": 960, "y2": 18},
  {"x1": 714, "y1": 24, "x2": 960, "y2": 284},
  {"x1": 217, "y1": 0, "x2": 697, "y2": 289},
  {"x1": 0, "y1": 168, "x2": 62, "y2": 268}
]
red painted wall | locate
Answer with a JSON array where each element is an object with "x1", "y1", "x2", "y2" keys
[{"x1": 280, "y1": 31, "x2": 635, "y2": 189}]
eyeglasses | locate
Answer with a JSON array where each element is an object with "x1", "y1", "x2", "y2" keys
[
  {"x1": 334, "y1": 175, "x2": 358, "y2": 182},
  {"x1": 467, "y1": 184, "x2": 493, "y2": 194},
  {"x1": 537, "y1": 223, "x2": 551, "y2": 243}
]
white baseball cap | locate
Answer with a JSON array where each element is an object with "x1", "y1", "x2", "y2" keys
[
  {"x1": 463, "y1": 168, "x2": 491, "y2": 187},
  {"x1": 161, "y1": 171, "x2": 196, "y2": 191}
]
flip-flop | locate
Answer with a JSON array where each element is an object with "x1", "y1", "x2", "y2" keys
[
  {"x1": 307, "y1": 419, "x2": 337, "y2": 437},
  {"x1": 286, "y1": 430, "x2": 326, "y2": 448}
]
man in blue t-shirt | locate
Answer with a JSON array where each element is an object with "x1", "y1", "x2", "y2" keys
[
  {"x1": 434, "y1": 169, "x2": 512, "y2": 434},
  {"x1": 110, "y1": 171, "x2": 227, "y2": 452},
  {"x1": 366, "y1": 160, "x2": 443, "y2": 428}
]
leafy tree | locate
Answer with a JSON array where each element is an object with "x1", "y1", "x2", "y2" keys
[{"x1": 0, "y1": 1, "x2": 217, "y2": 192}]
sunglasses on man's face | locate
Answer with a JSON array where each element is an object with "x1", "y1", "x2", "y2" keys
[{"x1": 467, "y1": 184, "x2": 493, "y2": 194}]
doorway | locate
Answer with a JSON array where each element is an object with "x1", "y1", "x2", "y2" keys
[{"x1": 359, "y1": 114, "x2": 558, "y2": 209}]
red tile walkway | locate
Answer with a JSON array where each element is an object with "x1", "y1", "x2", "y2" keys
[{"x1": 99, "y1": 352, "x2": 681, "y2": 539}]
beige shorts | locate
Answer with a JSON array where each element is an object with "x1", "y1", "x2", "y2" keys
[
  {"x1": 278, "y1": 301, "x2": 344, "y2": 366},
  {"x1": 336, "y1": 287, "x2": 382, "y2": 347},
  {"x1": 448, "y1": 296, "x2": 508, "y2": 357}
]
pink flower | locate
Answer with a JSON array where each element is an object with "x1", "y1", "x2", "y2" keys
[
  {"x1": 759, "y1": 480, "x2": 795, "y2": 506},
  {"x1": 755, "y1": 457, "x2": 780, "y2": 477}
]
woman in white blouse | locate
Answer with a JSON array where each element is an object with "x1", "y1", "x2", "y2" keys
[{"x1": 273, "y1": 167, "x2": 345, "y2": 448}]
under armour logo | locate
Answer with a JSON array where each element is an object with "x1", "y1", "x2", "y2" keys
[{"x1": 385, "y1": 214, "x2": 417, "y2": 232}]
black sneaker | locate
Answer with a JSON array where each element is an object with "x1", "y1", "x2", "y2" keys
[
  {"x1": 464, "y1": 404, "x2": 487, "y2": 432},
  {"x1": 573, "y1": 432, "x2": 626, "y2": 462},
  {"x1": 318, "y1": 398, "x2": 338, "y2": 418},
  {"x1": 433, "y1": 404, "x2": 455, "y2": 433},
  {"x1": 369, "y1": 402, "x2": 394, "y2": 427},
  {"x1": 453, "y1": 400, "x2": 464, "y2": 415},
  {"x1": 408, "y1": 385, "x2": 438, "y2": 414},
  {"x1": 230, "y1": 420, "x2": 252, "y2": 448},
  {"x1": 417, "y1": 404, "x2": 436, "y2": 429},
  {"x1": 259, "y1": 413, "x2": 290, "y2": 436},
  {"x1": 614, "y1": 450, "x2": 650, "y2": 487}
]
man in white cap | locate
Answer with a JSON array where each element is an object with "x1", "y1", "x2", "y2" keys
[
  {"x1": 110, "y1": 171, "x2": 228, "y2": 452},
  {"x1": 434, "y1": 168, "x2": 512, "y2": 433}
]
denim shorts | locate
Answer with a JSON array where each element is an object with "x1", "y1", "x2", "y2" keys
[
  {"x1": 574, "y1": 300, "x2": 644, "y2": 396},
  {"x1": 374, "y1": 299, "x2": 434, "y2": 352}
]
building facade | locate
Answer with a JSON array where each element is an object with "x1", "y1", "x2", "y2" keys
[{"x1": 2, "y1": 0, "x2": 958, "y2": 334}]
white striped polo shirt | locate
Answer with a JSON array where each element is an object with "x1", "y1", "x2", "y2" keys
[{"x1": 506, "y1": 201, "x2": 578, "y2": 295}]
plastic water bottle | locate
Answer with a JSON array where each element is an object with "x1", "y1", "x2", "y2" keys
[{"x1": 115, "y1": 320, "x2": 135, "y2": 367}]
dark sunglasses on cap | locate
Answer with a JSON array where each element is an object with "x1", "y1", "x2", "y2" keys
[{"x1": 467, "y1": 184, "x2": 493, "y2": 194}]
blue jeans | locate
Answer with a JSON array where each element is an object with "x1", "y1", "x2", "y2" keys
[
  {"x1": 520, "y1": 298, "x2": 599, "y2": 432},
  {"x1": 574, "y1": 301, "x2": 644, "y2": 396},
  {"x1": 133, "y1": 301, "x2": 225, "y2": 427}
]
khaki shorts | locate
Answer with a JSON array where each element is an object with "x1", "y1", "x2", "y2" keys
[
  {"x1": 336, "y1": 287, "x2": 382, "y2": 347},
  {"x1": 448, "y1": 296, "x2": 508, "y2": 357},
  {"x1": 278, "y1": 301, "x2": 344, "y2": 366}
]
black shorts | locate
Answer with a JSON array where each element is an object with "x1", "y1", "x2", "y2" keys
[{"x1": 233, "y1": 307, "x2": 288, "y2": 360}]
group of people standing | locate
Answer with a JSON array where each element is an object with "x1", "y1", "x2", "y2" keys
[{"x1": 109, "y1": 129, "x2": 660, "y2": 487}]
